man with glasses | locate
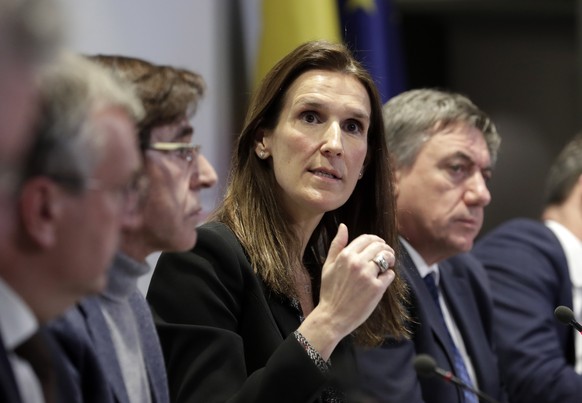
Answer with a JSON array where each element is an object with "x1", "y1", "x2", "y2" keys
[
  {"x1": 49, "y1": 55, "x2": 218, "y2": 403},
  {"x1": 0, "y1": 51, "x2": 143, "y2": 403}
]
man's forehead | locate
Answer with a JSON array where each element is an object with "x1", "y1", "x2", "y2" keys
[
  {"x1": 150, "y1": 120, "x2": 194, "y2": 142},
  {"x1": 424, "y1": 126, "x2": 491, "y2": 162}
]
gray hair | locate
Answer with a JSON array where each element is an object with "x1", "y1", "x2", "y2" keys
[
  {"x1": 544, "y1": 134, "x2": 582, "y2": 206},
  {"x1": 0, "y1": 0, "x2": 63, "y2": 64},
  {"x1": 382, "y1": 88, "x2": 501, "y2": 169},
  {"x1": 24, "y1": 51, "x2": 143, "y2": 191}
]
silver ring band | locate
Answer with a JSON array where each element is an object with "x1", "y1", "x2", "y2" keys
[{"x1": 373, "y1": 254, "x2": 389, "y2": 274}]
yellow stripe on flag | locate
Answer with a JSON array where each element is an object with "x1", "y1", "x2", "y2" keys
[{"x1": 254, "y1": 0, "x2": 341, "y2": 88}]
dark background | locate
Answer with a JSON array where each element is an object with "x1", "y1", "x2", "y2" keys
[{"x1": 392, "y1": 0, "x2": 579, "y2": 235}]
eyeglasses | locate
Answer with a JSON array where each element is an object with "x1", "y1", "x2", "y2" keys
[
  {"x1": 50, "y1": 171, "x2": 149, "y2": 214},
  {"x1": 87, "y1": 171, "x2": 148, "y2": 197},
  {"x1": 147, "y1": 142, "x2": 200, "y2": 164}
]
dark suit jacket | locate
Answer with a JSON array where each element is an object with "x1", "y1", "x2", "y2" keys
[
  {"x1": 49, "y1": 291, "x2": 169, "y2": 403},
  {"x1": 473, "y1": 218, "x2": 581, "y2": 403},
  {"x1": 50, "y1": 308, "x2": 114, "y2": 403},
  {"x1": 0, "y1": 325, "x2": 77, "y2": 403},
  {"x1": 147, "y1": 221, "x2": 359, "y2": 403},
  {"x1": 357, "y1": 246, "x2": 505, "y2": 403}
]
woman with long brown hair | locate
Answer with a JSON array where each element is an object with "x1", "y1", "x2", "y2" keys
[{"x1": 148, "y1": 40, "x2": 408, "y2": 402}]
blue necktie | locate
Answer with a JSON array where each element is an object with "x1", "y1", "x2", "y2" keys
[{"x1": 423, "y1": 272, "x2": 478, "y2": 403}]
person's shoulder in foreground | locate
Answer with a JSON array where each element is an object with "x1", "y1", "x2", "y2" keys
[
  {"x1": 2, "y1": 48, "x2": 143, "y2": 402},
  {"x1": 473, "y1": 133, "x2": 582, "y2": 403}
]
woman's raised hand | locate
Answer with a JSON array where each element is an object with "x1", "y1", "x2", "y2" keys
[{"x1": 298, "y1": 223, "x2": 395, "y2": 359}]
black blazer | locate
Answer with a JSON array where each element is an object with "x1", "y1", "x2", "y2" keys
[
  {"x1": 147, "y1": 221, "x2": 358, "y2": 403},
  {"x1": 473, "y1": 218, "x2": 580, "y2": 403},
  {"x1": 49, "y1": 292, "x2": 168, "y2": 403},
  {"x1": 357, "y1": 246, "x2": 506, "y2": 403},
  {"x1": 0, "y1": 326, "x2": 77, "y2": 403}
]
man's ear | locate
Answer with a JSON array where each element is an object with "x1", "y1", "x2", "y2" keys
[
  {"x1": 574, "y1": 174, "x2": 582, "y2": 203},
  {"x1": 18, "y1": 178, "x2": 66, "y2": 249},
  {"x1": 393, "y1": 168, "x2": 401, "y2": 198}
]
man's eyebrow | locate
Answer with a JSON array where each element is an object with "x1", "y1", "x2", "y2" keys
[
  {"x1": 449, "y1": 151, "x2": 473, "y2": 162},
  {"x1": 448, "y1": 151, "x2": 493, "y2": 170},
  {"x1": 171, "y1": 125, "x2": 194, "y2": 142}
]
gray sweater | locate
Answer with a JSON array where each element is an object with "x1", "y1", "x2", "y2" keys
[{"x1": 99, "y1": 252, "x2": 153, "y2": 403}]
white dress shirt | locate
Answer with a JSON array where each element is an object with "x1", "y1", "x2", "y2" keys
[
  {"x1": 0, "y1": 277, "x2": 45, "y2": 403},
  {"x1": 545, "y1": 220, "x2": 582, "y2": 373},
  {"x1": 401, "y1": 238, "x2": 478, "y2": 387}
]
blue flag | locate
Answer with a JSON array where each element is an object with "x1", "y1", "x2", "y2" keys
[{"x1": 339, "y1": 0, "x2": 407, "y2": 103}]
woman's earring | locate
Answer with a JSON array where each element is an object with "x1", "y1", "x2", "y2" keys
[
  {"x1": 258, "y1": 151, "x2": 265, "y2": 159},
  {"x1": 358, "y1": 170, "x2": 363, "y2": 179}
]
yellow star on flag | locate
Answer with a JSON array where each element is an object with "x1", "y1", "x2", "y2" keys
[{"x1": 345, "y1": 0, "x2": 376, "y2": 14}]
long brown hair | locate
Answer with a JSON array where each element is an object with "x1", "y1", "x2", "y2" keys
[{"x1": 212, "y1": 41, "x2": 408, "y2": 345}]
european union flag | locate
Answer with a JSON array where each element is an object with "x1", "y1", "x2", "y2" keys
[{"x1": 339, "y1": 0, "x2": 407, "y2": 103}]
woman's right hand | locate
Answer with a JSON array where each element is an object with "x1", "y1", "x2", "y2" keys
[{"x1": 297, "y1": 223, "x2": 395, "y2": 359}]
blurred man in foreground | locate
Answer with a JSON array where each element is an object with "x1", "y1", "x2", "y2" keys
[
  {"x1": 0, "y1": 51, "x2": 143, "y2": 403},
  {"x1": 0, "y1": 0, "x2": 62, "y2": 239}
]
